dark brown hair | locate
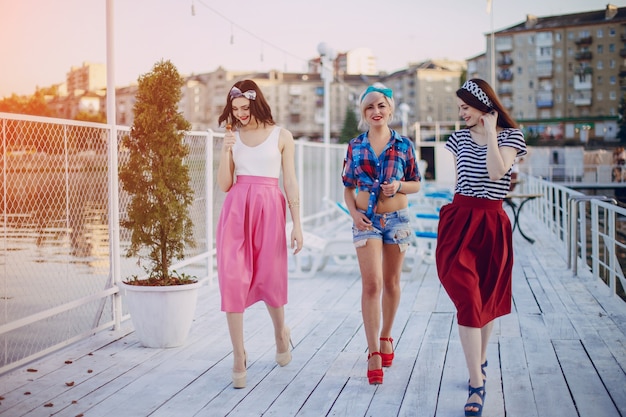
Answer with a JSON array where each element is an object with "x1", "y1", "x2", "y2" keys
[
  {"x1": 218, "y1": 79, "x2": 275, "y2": 128},
  {"x1": 456, "y1": 78, "x2": 518, "y2": 129}
]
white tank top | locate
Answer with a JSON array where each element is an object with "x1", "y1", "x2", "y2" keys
[{"x1": 233, "y1": 126, "x2": 282, "y2": 178}]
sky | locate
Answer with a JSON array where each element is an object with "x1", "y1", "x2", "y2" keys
[{"x1": 0, "y1": 0, "x2": 622, "y2": 98}]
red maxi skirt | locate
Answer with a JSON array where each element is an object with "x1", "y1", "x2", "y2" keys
[
  {"x1": 435, "y1": 194, "x2": 513, "y2": 327},
  {"x1": 216, "y1": 175, "x2": 288, "y2": 313}
]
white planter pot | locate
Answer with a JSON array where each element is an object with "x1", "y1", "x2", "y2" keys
[{"x1": 120, "y1": 280, "x2": 201, "y2": 348}]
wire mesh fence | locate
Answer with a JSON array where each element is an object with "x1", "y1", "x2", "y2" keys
[
  {"x1": 0, "y1": 113, "x2": 212, "y2": 373},
  {"x1": 0, "y1": 113, "x2": 349, "y2": 374}
]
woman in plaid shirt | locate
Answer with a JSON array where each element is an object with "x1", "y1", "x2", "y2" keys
[{"x1": 342, "y1": 83, "x2": 421, "y2": 385}]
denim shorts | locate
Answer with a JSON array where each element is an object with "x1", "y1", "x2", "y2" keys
[{"x1": 353, "y1": 208, "x2": 413, "y2": 250}]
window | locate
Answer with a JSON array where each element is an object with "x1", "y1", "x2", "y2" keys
[
  {"x1": 610, "y1": 76, "x2": 616, "y2": 84},
  {"x1": 597, "y1": 61, "x2": 604, "y2": 70},
  {"x1": 598, "y1": 76, "x2": 603, "y2": 85},
  {"x1": 567, "y1": 47, "x2": 573, "y2": 56},
  {"x1": 610, "y1": 59, "x2": 616, "y2": 69},
  {"x1": 529, "y1": 81, "x2": 534, "y2": 88},
  {"x1": 555, "y1": 33, "x2": 561, "y2": 42},
  {"x1": 555, "y1": 48, "x2": 562, "y2": 58},
  {"x1": 609, "y1": 27, "x2": 616, "y2": 36},
  {"x1": 580, "y1": 30, "x2": 590, "y2": 37},
  {"x1": 610, "y1": 91, "x2": 616, "y2": 100},
  {"x1": 567, "y1": 32, "x2": 574, "y2": 40},
  {"x1": 597, "y1": 29, "x2": 604, "y2": 38},
  {"x1": 597, "y1": 44, "x2": 603, "y2": 54},
  {"x1": 597, "y1": 92, "x2": 603, "y2": 100},
  {"x1": 609, "y1": 44, "x2": 615, "y2": 53},
  {"x1": 517, "y1": 67, "x2": 523, "y2": 74}
]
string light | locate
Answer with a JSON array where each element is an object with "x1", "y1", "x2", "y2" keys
[
  {"x1": 195, "y1": 0, "x2": 307, "y2": 65},
  {"x1": 191, "y1": 0, "x2": 195, "y2": 16}
]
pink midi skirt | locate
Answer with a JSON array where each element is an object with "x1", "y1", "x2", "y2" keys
[
  {"x1": 435, "y1": 194, "x2": 513, "y2": 327},
  {"x1": 216, "y1": 175, "x2": 288, "y2": 312}
]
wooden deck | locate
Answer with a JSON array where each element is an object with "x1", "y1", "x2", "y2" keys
[{"x1": 1, "y1": 215, "x2": 625, "y2": 417}]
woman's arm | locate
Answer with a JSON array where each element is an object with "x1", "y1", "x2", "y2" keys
[
  {"x1": 280, "y1": 128, "x2": 303, "y2": 254},
  {"x1": 216, "y1": 129, "x2": 236, "y2": 192}
]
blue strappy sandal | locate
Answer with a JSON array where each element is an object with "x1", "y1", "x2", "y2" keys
[
  {"x1": 465, "y1": 385, "x2": 486, "y2": 417},
  {"x1": 468, "y1": 360, "x2": 488, "y2": 388}
]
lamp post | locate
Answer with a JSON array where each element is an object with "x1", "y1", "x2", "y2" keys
[
  {"x1": 399, "y1": 103, "x2": 410, "y2": 137},
  {"x1": 317, "y1": 42, "x2": 335, "y2": 200}
]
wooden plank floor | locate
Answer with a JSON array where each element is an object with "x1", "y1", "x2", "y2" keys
[{"x1": 1, "y1": 214, "x2": 625, "y2": 417}]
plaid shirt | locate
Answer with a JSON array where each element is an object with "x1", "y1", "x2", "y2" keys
[{"x1": 342, "y1": 129, "x2": 420, "y2": 218}]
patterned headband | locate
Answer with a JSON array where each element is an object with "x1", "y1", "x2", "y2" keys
[
  {"x1": 361, "y1": 85, "x2": 393, "y2": 102},
  {"x1": 229, "y1": 86, "x2": 257, "y2": 101},
  {"x1": 461, "y1": 80, "x2": 492, "y2": 108}
]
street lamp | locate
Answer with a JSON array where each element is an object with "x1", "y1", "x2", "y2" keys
[
  {"x1": 317, "y1": 42, "x2": 335, "y2": 199},
  {"x1": 399, "y1": 103, "x2": 410, "y2": 137}
]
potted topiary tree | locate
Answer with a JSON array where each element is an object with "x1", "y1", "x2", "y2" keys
[{"x1": 118, "y1": 59, "x2": 200, "y2": 348}]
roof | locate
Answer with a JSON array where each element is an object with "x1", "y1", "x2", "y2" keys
[{"x1": 497, "y1": 5, "x2": 626, "y2": 34}]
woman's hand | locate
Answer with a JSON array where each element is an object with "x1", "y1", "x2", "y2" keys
[
  {"x1": 290, "y1": 228, "x2": 303, "y2": 255},
  {"x1": 352, "y1": 211, "x2": 372, "y2": 231},
  {"x1": 222, "y1": 124, "x2": 236, "y2": 152},
  {"x1": 380, "y1": 180, "x2": 400, "y2": 197},
  {"x1": 480, "y1": 110, "x2": 498, "y2": 131}
]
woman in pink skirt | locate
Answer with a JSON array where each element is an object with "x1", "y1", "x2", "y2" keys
[
  {"x1": 216, "y1": 79, "x2": 303, "y2": 389},
  {"x1": 435, "y1": 79, "x2": 526, "y2": 416}
]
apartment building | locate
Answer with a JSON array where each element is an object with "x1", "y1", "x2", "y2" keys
[{"x1": 469, "y1": 4, "x2": 626, "y2": 142}]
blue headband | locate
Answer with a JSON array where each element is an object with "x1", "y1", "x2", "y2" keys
[{"x1": 361, "y1": 85, "x2": 393, "y2": 102}]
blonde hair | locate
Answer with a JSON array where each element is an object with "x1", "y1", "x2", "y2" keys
[{"x1": 358, "y1": 83, "x2": 395, "y2": 130}]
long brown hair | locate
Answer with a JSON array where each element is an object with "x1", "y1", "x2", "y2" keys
[
  {"x1": 218, "y1": 79, "x2": 275, "y2": 128},
  {"x1": 456, "y1": 78, "x2": 518, "y2": 129}
]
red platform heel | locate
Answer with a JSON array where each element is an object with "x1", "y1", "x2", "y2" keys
[
  {"x1": 367, "y1": 352, "x2": 384, "y2": 385},
  {"x1": 379, "y1": 337, "x2": 395, "y2": 367}
]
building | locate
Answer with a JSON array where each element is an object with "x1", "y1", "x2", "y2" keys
[
  {"x1": 469, "y1": 4, "x2": 626, "y2": 142},
  {"x1": 66, "y1": 62, "x2": 107, "y2": 95},
  {"x1": 382, "y1": 60, "x2": 466, "y2": 126}
]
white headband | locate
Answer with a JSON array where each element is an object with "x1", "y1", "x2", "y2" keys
[{"x1": 461, "y1": 80, "x2": 493, "y2": 108}]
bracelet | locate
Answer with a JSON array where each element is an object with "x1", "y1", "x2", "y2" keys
[
  {"x1": 397, "y1": 181, "x2": 402, "y2": 193},
  {"x1": 288, "y1": 197, "x2": 300, "y2": 208}
]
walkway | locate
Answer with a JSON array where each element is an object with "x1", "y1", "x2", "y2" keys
[{"x1": 1, "y1": 215, "x2": 625, "y2": 417}]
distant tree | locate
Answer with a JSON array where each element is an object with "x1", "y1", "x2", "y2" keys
[
  {"x1": 339, "y1": 107, "x2": 360, "y2": 144},
  {"x1": 75, "y1": 111, "x2": 106, "y2": 123},
  {"x1": 0, "y1": 91, "x2": 56, "y2": 117},
  {"x1": 617, "y1": 94, "x2": 626, "y2": 144}
]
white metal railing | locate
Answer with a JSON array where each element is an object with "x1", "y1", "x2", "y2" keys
[
  {"x1": 521, "y1": 174, "x2": 626, "y2": 299},
  {"x1": 2, "y1": 112, "x2": 624, "y2": 375},
  {"x1": 0, "y1": 112, "x2": 348, "y2": 374}
]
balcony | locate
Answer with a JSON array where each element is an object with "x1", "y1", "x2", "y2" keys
[
  {"x1": 575, "y1": 51, "x2": 593, "y2": 60},
  {"x1": 497, "y1": 57, "x2": 513, "y2": 66},
  {"x1": 620, "y1": 65, "x2": 626, "y2": 77},
  {"x1": 536, "y1": 99, "x2": 553, "y2": 108},
  {"x1": 497, "y1": 70, "x2": 513, "y2": 82},
  {"x1": 498, "y1": 86, "x2": 513, "y2": 96},
  {"x1": 574, "y1": 66, "x2": 593, "y2": 76},
  {"x1": 574, "y1": 91, "x2": 592, "y2": 106},
  {"x1": 574, "y1": 36, "x2": 593, "y2": 46},
  {"x1": 620, "y1": 49, "x2": 626, "y2": 58}
]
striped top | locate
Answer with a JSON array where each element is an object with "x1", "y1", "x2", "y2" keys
[{"x1": 445, "y1": 128, "x2": 527, "y2": 200}]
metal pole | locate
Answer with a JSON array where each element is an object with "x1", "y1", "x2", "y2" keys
[
  {"x1": 106, "y1": 0, "x2": 122, "y2": 330},
  {"x1": 322, "y1": 56, "x2": 331, "y2": 200}
]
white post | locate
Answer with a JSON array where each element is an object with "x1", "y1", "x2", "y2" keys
[
  {"x1": 399, "y1": 103, "x2": 410, "y2": 137},
  {"x1": 106, "y1": 0, "x2": 122, "y2": 330},
  {"x1": 318, "y1": 42, "x2": 335, "y2": 200}
]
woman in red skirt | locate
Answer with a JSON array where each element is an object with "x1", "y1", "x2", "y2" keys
[{"x1": 435, "y1": 79, "x2": 526, "y2": 416}]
